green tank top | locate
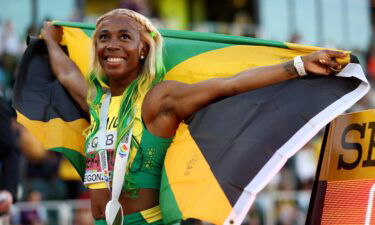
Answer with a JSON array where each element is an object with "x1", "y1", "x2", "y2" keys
[
  {"x1": 123, "y1": 93, "x2": 173, "y2": 189},
  {"x1": 86, "y1": 94, "x2": 173, "y2": 190},
  {"x1": 128, "y1": 120, "x2": 173, "y2": 188}
]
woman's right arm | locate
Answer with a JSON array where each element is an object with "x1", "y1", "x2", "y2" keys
[{"x1": 41, "y1": 21, "x2": 89, "y2": 113}]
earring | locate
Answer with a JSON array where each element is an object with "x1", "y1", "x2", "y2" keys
[{"x1": 140, "y1": 55, "x2": 145, "y2": 60}]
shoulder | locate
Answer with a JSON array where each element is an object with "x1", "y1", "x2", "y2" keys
[
  {"x1": 147, "y1": 80, "x2": 183, "y2": 94},
  {"x1": 141, "y1": 80, "x2": 185, "y2": 124},
  {"x1": 144, "y1": 80, "x2": 185, "y2": 103}
]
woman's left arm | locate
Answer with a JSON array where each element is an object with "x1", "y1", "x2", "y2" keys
[{"x1": 143, "y1": 50, "x2": 347, "y2": 136}]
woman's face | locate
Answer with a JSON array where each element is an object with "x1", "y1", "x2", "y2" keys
[{"x1": 95, "y1": 15, "x2": 146, "y2": 81}]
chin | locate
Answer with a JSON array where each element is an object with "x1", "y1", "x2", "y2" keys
[{"x1": 105, "y1": 72, "x2": 127, "y2": 81}]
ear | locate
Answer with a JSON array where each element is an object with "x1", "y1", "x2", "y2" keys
[{"x1": 139, "y1": 42, "x2": 149, "y2": 58}]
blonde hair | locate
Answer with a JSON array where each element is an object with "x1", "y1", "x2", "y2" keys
[{"x1": 85, "y1": 9, "x2": 165, "y2": 196}]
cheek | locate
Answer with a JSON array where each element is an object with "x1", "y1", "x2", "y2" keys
[
  {"x1": 96, "y1": 46, "x2": 106, "y2": 65},
  {"x1": 96, "y1": 44, "x2": 104, "y2": 57},
  {"x1": 127, "y1": 47, "x2": 141, "y2": 62}
]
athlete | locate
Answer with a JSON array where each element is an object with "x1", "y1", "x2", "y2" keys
[{"x1": 41, "y1": 8, "x2": 347, "y2": 225}]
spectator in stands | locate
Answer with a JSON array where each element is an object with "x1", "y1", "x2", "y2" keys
[
  {"x1": 119, "y1": 0, "x2": 150, "y2": 16},
  {"x1": 20, "y1": 190, "x2": 47, "y2": 225},
  {"x1": 1, "y1": 20, "x2": 21, "y2": 101}
]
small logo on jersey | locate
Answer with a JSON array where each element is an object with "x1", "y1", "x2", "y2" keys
[
  {"x1": 103, "y1": 168, "x2": 110, "y2": 182},
  {"x1": 119, "y1": 144, "x2": 129, "y2": 158}
]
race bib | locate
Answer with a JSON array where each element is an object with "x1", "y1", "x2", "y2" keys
[
  {"x1": 86, "y1": 130, "x2": 117, "y2": 153},
  {"x1": 84, "y1": 148, "x2": 116, "y2": 184},
  {"x1": 84, "y1": 130, "x2": 117, "y2": 185}
]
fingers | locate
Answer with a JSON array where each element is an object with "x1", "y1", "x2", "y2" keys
[
  {"x1": 40, "y1": 21, "x2": 62, "y2": 43},
  {"x1": 319, "y1": 58, "x2": 341, "y2": 69},
  {"x1": 336, "y1": 54, "x2": 350, "y2": 65},
  {"x1": 43, "y1": 21, "x2": 51, "y2": 28},
  {"x1": 41, "y1": 21, "x2": 52, "y2": 33},
  {"x1": 319, "y1": 50, "x2": 349, "y2": 73},
  {"x1": 318, "y1": 57, "x2": 342, "y2": 74},
  {"x1": 324, "y1": 49, "x2": 350, "y2": 66},
  {"x1": 302, "y1": 49, "x2": 349, "y2": 76},
  {"x1": 325, "y1": 50, "x2": 348, "y2": 59},
  {"x1": 40, "y1": 22, "x2": 50, "y2": 39},
  {"x1": 43, "y1": 21, "x2": 61, "y2": 30}
]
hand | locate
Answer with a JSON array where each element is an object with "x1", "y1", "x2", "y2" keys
[
  {"x1": 41, "y1": 21, "x2": 63, "y2": 44},
  {"x1": 0, "y1": 191, "x2": 13, "y2": 214},
  {"x1": 302, "y1": 50, "x2": 349, "y2": 76}
]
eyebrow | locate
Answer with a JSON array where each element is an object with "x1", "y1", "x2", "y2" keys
[{"x1": 98, "y1": 29, "x2": 131, "y2": 33}]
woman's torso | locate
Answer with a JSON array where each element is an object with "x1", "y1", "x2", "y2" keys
[{"x1": 85, "y1": 93, "x2": 173, "y2": 218}]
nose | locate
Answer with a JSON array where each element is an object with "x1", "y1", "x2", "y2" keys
[{"x1": 106, "y1": 39, "x2": 120, "y2": 51}]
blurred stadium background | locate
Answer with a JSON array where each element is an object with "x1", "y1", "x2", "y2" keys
[{"x1": 0, "y1": 0, "x2": 374, "y2": 224}]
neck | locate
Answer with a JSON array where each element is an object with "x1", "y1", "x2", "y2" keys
[{"x1": 109, "y1": 71, "x2": 139, "y2": 96}]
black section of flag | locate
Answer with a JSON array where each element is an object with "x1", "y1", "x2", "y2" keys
[
  {"x1": 12, "y1": 37, "x2": 87, "y2": 122},
  {"x1": 186, "y1": 75, "x2": 360, "y2": 206}
]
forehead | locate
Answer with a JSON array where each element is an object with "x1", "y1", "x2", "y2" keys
[{"x1": 97, "y1": 14, "x2": 141, "y2": 33}]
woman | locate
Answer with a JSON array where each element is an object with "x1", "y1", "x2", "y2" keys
[{"x1": 41, "y1": 8, "x2": 346, "y2": 225}]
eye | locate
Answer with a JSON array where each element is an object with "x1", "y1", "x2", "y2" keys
[
  {"x1": 98, "y1": 34, "x2": 109, "y2": 41},
  {"x1": 120, "y1": 34, "x2": 130, "y2": 40}
]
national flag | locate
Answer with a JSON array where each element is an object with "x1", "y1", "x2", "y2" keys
[{"x1": 13, "y1": 21, "x2": 369, "y2": 225}]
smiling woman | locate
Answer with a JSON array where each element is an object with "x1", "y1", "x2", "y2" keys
[
  {"x1": 40, "y1": 8, "x2": 349, "y2": 225},
  {"x1": 94, "y1": 14, "x2": 153, "y2": 94}
]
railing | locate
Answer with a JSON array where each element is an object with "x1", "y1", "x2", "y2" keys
[{"x1": 11, "y1": 199, "x2": 91, "y2": 225}]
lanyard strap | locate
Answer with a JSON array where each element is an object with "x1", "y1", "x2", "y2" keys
[
  {"x1": 112, "y1": 127, "x2": 132, "y2": 195},
  {"x1": 98, "y1": 93, "x2": 133, "y2": 225},
  {"x1": 105, "y1": 126, "x2": 133, "y2": 225},
  {"x1": 98, "y1": 93, "x2": 111, "y2": 148},
  {"x1": 97, "y1": 93, "x2": 113, "y2": 190}
]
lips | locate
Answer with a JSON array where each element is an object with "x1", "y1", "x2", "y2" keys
[
  {"x1": 106, "y1": 57, "x2": 125, "y2": 62},
  {"x1": 103, "y1": 56, "x2": 126, "y2": 67}
]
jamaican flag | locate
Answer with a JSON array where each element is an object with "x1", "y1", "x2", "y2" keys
[{"x1": 13, "y1": 21, "x2": 369, "y2": 225}]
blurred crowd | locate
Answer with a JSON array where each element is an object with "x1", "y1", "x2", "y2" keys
[
  {"x1": 0, "y1": 0, "x2": 374, "y2": 225},
  {"x1": 0, "y1": 20, "x2": 24, "y2": 102}
]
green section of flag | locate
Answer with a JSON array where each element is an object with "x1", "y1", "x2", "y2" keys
[
  {"x1": 53, "y1": 21, "x2": 288, "y2": 48},
  {"x1": 52, "y1": 21, "x2": 289, "y2": 72},
  {"x1": 160, "y1": 167, "x2": 183, "y2": 224},
  {"x1": 53, "y1": 21, "x2": 95, "y2": 30},
  {"x1": 160, "y1": 30, "x2": 288, "y2": 71},
  {"x1": 53, "y1": 21, "x2": 95, "y2": 37},
  {"x1": 162, "y1": 38, "x2": 231, "y2": 72},
  {"x1": 50, "y1": 147, "x2": 86, "y2": 179},
  {"x1": 161, "y1": 29, "x2": 287, "y2": 48}
]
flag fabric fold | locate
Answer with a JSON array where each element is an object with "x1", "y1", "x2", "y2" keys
[{"x1": 13, "y1": 21, "x2": 369, "y2": 225}]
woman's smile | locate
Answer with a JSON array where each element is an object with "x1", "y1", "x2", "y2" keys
[
  {"x1": 104, "y1": 56, "x2": 126, "y2": 67},
  {"x1": 96, "y1": 15, "x2": 144, "y2": 82},
  {"x1": 106, "y1": 57, "x2": 125, "y2": 63}
]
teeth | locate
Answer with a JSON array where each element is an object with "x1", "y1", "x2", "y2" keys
[{"x1": 107, "y1": 57, "x2": 124, "y2": 62}]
